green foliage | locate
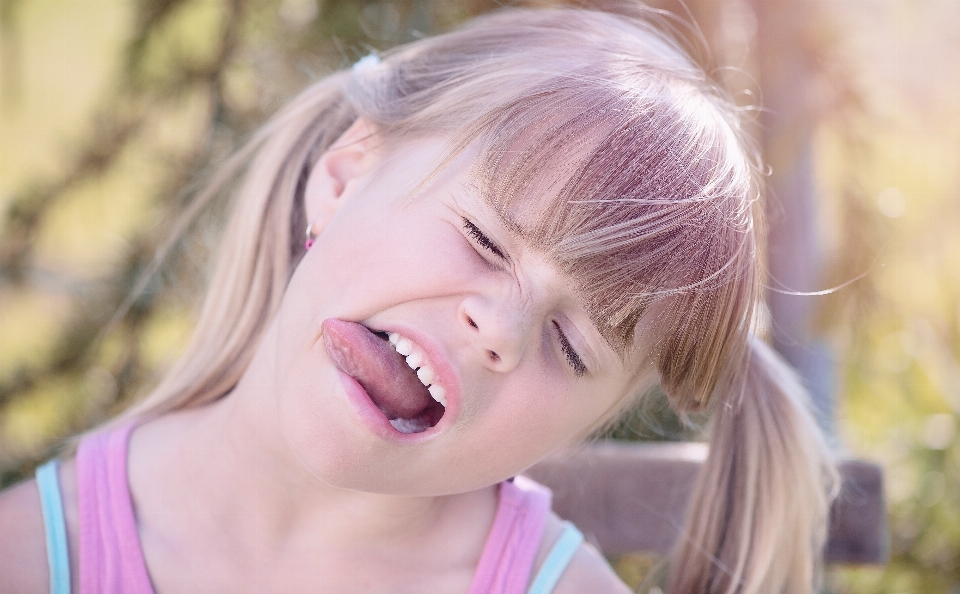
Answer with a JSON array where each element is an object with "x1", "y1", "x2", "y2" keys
[{"x1": 817, "y1": 2, "x2": 960, "y2": 590}]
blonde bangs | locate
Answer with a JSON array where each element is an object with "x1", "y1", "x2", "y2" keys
[{"x1": 458, "y1": 72, "x2": 761, "y2": 410}]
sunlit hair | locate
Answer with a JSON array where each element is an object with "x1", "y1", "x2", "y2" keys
[{"x1": 128, "y1": 6, "x2": 837, "y2": 594}]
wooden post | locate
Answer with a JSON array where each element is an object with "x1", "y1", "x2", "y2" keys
[{"x1": 750, "y1": 0, "x2": 837, "y2": 434}]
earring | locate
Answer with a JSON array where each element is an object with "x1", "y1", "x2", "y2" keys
[{"x1": 305, "y1": 219, "x2": 318, "y2": 250}]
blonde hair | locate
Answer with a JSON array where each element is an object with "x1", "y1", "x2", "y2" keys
[{"x1": 127, "y1": 6, "x2": 837, "y2": 593}]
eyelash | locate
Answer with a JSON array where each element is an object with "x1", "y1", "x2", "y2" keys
[
  {"x1": 462, "y1": 218, "x2": 506, "y2": 260},
  {"x1": 554, "y1": 321, "x2": 587, "y2": 377}
]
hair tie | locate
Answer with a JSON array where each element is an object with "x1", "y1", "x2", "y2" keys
[{"x1": 352, "y1": 54, "x2": 381, "y2": 75}]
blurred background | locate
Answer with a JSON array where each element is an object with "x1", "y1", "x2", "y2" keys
[{"x1": 0, "y1": 0, "x2": 957, "y2": 591}]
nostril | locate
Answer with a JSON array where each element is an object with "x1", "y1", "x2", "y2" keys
[
  {"x1": 467, "y1": 316, "x2": 479, "y2": 329},
  {"x1": 488, "y1": 350, "x2": 500, "y2": 362}
]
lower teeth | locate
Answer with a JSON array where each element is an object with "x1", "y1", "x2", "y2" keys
[{"x1": 389, "y1": 417, "x2": 431, "y2": 434}]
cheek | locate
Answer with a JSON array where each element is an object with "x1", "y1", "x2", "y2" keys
[
  {"x1": 506, "y1": 374, "x2": 629, "y2": 450},
  {"x1": 264, "y1": 300, "x2": 374, "y2": 484},
  {"x1": 470, "y1": 374, "x2": 598, "y2": 466},
  {"x1": 273, "y1": 338, "x2": 341, "y2": 450},
  {"x1": 295, "y1": 208, "x2": 484, "y2": 318},
  {"x1": 272, "y1": 342, "x2": 387, "y2": 487}
]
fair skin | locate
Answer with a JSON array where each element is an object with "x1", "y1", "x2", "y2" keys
[{"x1": 0, "y1": 120, "x2": 637, "y2": 593}]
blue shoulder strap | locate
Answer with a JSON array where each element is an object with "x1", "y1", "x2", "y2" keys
[
  {"x1": 36, "y1": 459, "x2": 71, "y2": 594},
  {"x1": 526, "y1": 521, "x2": 584, "y2": 594}
]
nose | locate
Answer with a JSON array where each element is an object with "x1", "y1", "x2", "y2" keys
[{"x1": 458, "y1": 295, "x2": 526, "y2": 371}]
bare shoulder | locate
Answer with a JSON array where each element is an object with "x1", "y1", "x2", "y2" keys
[
  {"x1": 537, "y1": 512, "x2": 633, "y2": 594},
  {"x1": 552, "y1": 538, "x2": 633, "y2": 594},
  {"x1": 0, "y1": 473, "x2": 48, "y2": 593}
]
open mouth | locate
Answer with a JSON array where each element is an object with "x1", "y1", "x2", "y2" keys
[{"x1": 322, "y1": 319, "x2": 446, "y2": 434}]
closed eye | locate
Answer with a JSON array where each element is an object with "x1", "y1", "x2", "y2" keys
[
  {"x1": 553, "y1": 321, "x2": 586, "y2": 377},
  {"x1": 462, "y1": 218, "x2": 507, "y2": 260}
]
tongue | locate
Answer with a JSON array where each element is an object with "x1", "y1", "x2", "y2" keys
[{"x1": 322, "y1": 319, "x2": 433, "y2": 420}]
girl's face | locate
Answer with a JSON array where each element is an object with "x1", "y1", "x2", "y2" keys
[{"x1": 268, "y1": 125, "x2": 647, "y2": 496}]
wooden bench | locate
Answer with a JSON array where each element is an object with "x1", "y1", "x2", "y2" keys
[{"x1": 524, "y1": 441, "x2": 887, "y2": 564}]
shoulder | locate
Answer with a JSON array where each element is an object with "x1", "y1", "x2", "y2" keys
[
  {"x1": 551, "y1": 539, "x2": 633, "y2": 594},
  {"x1": 536, "y1": 512, "x2": 633, "y2": 594},
  {"x1": 0, "y1": 458, "x2": 80, "y2": 594},
  {"x1": 0, "y1": 473, "x2": 48, "y2": 592}
]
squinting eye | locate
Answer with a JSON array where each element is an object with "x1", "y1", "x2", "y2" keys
[
  {"x1": 553, "y1": 321, "x2": 586, "y2": 377},
  {"x1": 462, "y1": 218, "x2": 507, "y2": 260}
]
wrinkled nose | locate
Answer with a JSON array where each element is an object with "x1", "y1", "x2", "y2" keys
[{"x1": 458, "y1": 295, "x2": 525, "y2": 371}]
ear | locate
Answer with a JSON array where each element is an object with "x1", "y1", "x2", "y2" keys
[{"x1": 303, "y1": 117, "x2": 380, "y2": 237}]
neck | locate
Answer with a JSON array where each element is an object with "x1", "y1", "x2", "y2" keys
[{"x1": 126, "y1": 327, "x2": 497, "y2": 566}]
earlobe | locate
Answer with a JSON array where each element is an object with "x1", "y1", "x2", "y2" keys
[{"x1": 303, "y1": 118, "x2": 380, "y2": 238}]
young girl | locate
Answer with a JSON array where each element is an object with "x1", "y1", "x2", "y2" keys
[{"x1": 0, "y1": 6, "x2": 836, "y2": 594}]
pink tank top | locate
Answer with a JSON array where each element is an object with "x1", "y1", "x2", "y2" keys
[{"x1": 76, "y1": 424, "x2": 553, "y2": 594}]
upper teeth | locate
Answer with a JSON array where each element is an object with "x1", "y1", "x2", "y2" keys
[
  {"x1": 387, "y1": 332, "x2": 447, "y2": 407},
  {"x1": 394, "y1": 338, "x2": 413, "y2": 356}
]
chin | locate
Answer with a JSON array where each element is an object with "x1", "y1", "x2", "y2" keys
[{"x1": 277, "y1": 420, "x2": 499, "y2": 497}]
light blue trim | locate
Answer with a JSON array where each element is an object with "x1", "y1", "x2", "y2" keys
[
  {"x1": 36, "y1": 460, "x2": 71, "y2": 594},
  {"x1": 527, "y1": 521, "x2": 584, "y2": 594}
]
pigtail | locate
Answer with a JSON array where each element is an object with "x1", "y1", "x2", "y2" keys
[
  {"x1": 125, "y1": 74, "x2": 358, "y2": 418},
  {"x1": 667, "y1": 336, "x2": 838, "y2": 594}
]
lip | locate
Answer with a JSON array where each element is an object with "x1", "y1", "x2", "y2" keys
[{"x1": 329, "y1": 321, "x2": 461, "y2": 442}]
